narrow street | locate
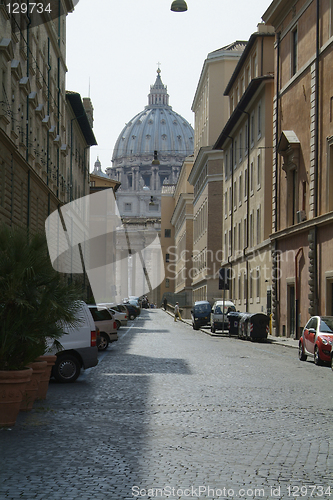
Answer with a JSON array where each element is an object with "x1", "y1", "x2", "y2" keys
[{"x1": 1, "y1": 309, "x2": 332, "y2": 500}]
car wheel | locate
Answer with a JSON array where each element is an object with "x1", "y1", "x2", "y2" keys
[
  {"x1": 129, "y1": 314, "x2": 135, "y2": 320},
  {"x1": 97, "y1": 333, "x2": 109, "y2": 351},
  {"x1": 298, "y1": 342, "x2": 307, "y2": 361},
  {"x1": 53, "y1": 354, "x2": 81, "y2": 383},
  {"x1": 314, "y1": 346, "x2": 322, "y2": 365},
  {"x1": 192, "y1": 323, "x2": 199, "y2": 330},
  {"x1": 115, "y1": 320, "x2": 121, "y2": 330}
]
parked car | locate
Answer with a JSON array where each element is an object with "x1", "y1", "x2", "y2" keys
[
  {"x1": 123, "y1": 302, "x2": 140, "y2": 320},
  {"x1": 50, "y1": 301, "x2": 99, "y2": 383},
  {"x1": 191, "y1": 301, "x2": 211, "y2": 330},
  {"x1": 210, "y1": 300, "x2": 236, "y2": 333},
  {"x1": 114, "y1": 304, "x2": 131, "y2": 316},
  {"x1": 128, "y1": 299, "x2": 141, "y2": 314},
  {"x1": 97, "y1": 303, "x2": 128, "y2": 329},
  {"x1": 88, "y1": 305, "x2": 118, "y2": 351},
  {"x1": 299, "y1": 316, "x2": 333, "y2": 365}
]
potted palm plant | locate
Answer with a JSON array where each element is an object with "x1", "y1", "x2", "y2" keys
[{"x1": 0, "y1": 223, "x2": 82, "y2": 425}]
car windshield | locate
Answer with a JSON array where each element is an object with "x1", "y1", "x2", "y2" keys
[
  {"x1": 215, "y1": 305, "x2": 235, "y2": 314},
  {"x1": 320, "y1": 317, "x2": 333, "y2": 333},
  {"x1": 195, "y1": 304, "x2": 211, "y2": 313}
]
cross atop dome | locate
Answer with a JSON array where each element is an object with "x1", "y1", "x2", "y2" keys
[{"x1": 148, "y1": 67, "x2": 171, "y2": 108}]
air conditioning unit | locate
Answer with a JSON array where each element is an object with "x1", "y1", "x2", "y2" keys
[{"x1": 296, "y1": 210, "x2": 306, "y2": 223}]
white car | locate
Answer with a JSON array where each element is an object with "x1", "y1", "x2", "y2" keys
[
  {"x1": 109, "y1": 308, "x2": 128, "y2": 329},
  {"x1": 49, "y1": 301, "x2": 98, "y2": 383},
  {"x1": 97, "y1": 303, "x2": 128, "y2": 329},
  {"x1": 88, "y1": 305, "x2": 118, "y2": 351}
]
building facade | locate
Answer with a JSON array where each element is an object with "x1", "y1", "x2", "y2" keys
[
  {"x1": 0, "y1": 2, "x2": 96, "y2": 233},
  {"x1": 214, "y1": 25, "x2": 275, "y2": 315},
  {"x1": 187, "y1": 41, "x2": 247, "y2": 304},
  {"x1": 263, "y1": 0, "x2": 333, "y2": 337}
]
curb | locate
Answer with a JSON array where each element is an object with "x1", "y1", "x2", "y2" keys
[{"x1": 162, "y1": 309, "x2": 298, "y2": 349}]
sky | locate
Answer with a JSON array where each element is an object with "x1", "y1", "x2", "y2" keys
[{"x1": 65, "y1": 0, "x2": 272, "y2": 173}]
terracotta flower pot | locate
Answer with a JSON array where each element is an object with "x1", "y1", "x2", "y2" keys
[
  {"x1": 35, "y1": 355, "x2": 57, "y2": 400},
  {"x1": 20, "y1": 361, "x2": 47, "y2": 411},
  {"x1": 0, "y1": 368, "x2": 33, "y2": 427}
]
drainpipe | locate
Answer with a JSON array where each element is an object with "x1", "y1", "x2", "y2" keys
[
  {"x1": 26, "y1": 11, "x2": 31, "y2": 231},
  {"x1": 308, "y1": 0, "x2": 320, "y2": 317},
  {"x1": 46, "y1": 38, "x2": 51, "y2": 186},
  {"x1": 242, "y1": 110, "x2": 250, "y2": 311},
  {"x1": 272, "y1": 31, "x2": 281, "y2": 336},
  {"x1": 228, "y1": 135, "x2": 234, "y2": 300},
  {"x1": 314, "y1": 0, "x2": 319, "y2": 219}
]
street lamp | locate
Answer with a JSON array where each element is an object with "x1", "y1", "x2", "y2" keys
[{"x1": 171, "y1": 0, "x2": 188, "y2": 12}]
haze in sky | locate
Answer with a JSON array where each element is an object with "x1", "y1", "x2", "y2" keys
[{"x1": 66, "y1": 0, "x2": 272, "y2": 173}]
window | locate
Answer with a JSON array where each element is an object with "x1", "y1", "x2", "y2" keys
[
  {"x1": 165, "y1": 278, "x2": 170, "y2": 288},
  {"x1": 239, "y1": 131, "x2": 243, "y2": 161},
  {"x1": 124, "y1": 202, "x2": 132, "y2": 212},
  {"x1": 257, "y1": 154, "x2": 261, "y2": 189},
  {"x1": 238, "y1": 221, "x2": 242, "y2": 251},
  {"x1": 250, "y1": 212, "x2": 253, "y2": 247},
  {"x1": 164, "y1": 229, "x2": 171, "y2": 238},
  {"x1": 244, "y1": 217, "x2": 247, "y2": 247},
  {"x1": 250, "y1": 162, "x2": 254, "y2": 194},
  {"x1": 244, "y1": 168, "x2": 248, "y2": 199},
  {"x1": 229, "y1": 186, "x2": 232, "y2": 214},
  {"x1": 251, "y1": 113, "x2": 255, "y2": 146},
  {"x1": 165, "y1": 253, "x2": 170, "y2": 263},
  {"x1": 234, "y1": 180, "x2": 237, "y2": 210},
  {"x1": 224, "y1": 191, "x2": 228, "y2": 218},
  {"x1": 328, "y1": 139, "x2": 333, "y2": 211},
  {"x1": 253, "y1": 54, "x2": 258, "y2": 78},
  {"x1": 292, "y1": 28, "x2": 298, "y2": 76},
  {"x1": 256, "y1": 207, "x2": 261, "y2": 244},
  {"x1": 233, "y1": 225, "x2": 237, "y2": 252},
  {"x1": 257, "y1": 103, "x2": 261, "y2": 137},
  {"x1": 245, "y1": 123, "x2": 249, "y2": 155},
  {"x1": 249, "y1": 269, "x2": 253, "y2": 299},
  {"x1": 225, "y1": 153, "x2": 228, "y2": 180},
  {"x1": 256, "y1": 268, "x2": 260, "y2": 299},
  {"x1": 234, "y1": 140, "x2": 237, "y2": 166},
  {"x1": 239, "y1": 174, "x2": 242, "y2": 206},
  {"x1": 238, "y1": 274, "x2": 242, "y2": 300}
]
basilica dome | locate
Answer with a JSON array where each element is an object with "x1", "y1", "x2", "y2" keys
[
  {"x1": 112, "y1": 69, "x2": 194, "y2": 164},
  {"x1": 106, "y1": 70, "x2": 194, "y2": 219}
]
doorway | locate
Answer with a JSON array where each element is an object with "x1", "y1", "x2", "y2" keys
[{"x1": 288, "y1": 284, "x2": 295, "y2": 338}]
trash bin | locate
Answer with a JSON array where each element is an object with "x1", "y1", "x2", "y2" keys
[
  {"x1": 227, "y1": 311, "x2": 242, "y2": 337},
  {"x1": 238, "y1": 312, "x2": 250, "y2": 339},
  {"x1": 247, "y1": 313, "x2": 269, "y2": 341}
]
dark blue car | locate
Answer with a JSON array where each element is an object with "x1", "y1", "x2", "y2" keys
[{"x1": 191, "y1": 301, "x2": 212, "y2": 330}]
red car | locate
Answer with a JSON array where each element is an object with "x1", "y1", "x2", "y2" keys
[{"x1": 299, "y1": 316, "x2": 333, "y2": 365}]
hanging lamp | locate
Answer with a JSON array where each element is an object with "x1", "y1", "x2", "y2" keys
[{"x1": 171, "y1": 0, "x2": 188, "y2": 12}]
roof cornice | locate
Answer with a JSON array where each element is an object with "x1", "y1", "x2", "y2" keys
[
  {"x1": 213, "y1": 75, "x2": 274, "y2": 150},
  {"x1": 188, "y1": 146, "x2": 223, "y2": 185}
]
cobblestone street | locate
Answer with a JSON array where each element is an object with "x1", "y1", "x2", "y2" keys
[{"x1": 1, "y1": 308, "x2": 332, "y2": 500}]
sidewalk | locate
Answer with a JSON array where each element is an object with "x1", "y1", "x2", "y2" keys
[{"x1": 164, "y1": 309, "x2": 298, "y2": 349}]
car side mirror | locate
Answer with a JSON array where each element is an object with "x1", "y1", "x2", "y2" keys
[{"x1": 308, "y1": 328, "x2": 316, "y2": 334}]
